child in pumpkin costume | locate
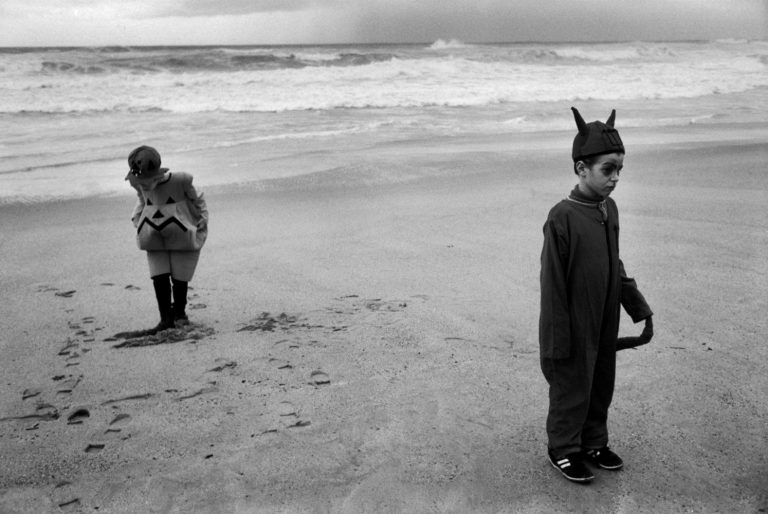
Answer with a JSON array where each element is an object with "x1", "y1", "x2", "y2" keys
[{"x1": 126, "y1": 146, "x2": 208, "y2": 334}]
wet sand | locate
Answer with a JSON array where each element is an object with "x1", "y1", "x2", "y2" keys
[{"x1": 0, "y1": 127, "x2": 766, "y2": 513}]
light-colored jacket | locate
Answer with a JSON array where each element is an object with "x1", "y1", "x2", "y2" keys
[{"x1": 130, "y1": 172, "x2": 208, "y2": 251}]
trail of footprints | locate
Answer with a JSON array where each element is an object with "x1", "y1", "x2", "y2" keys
[
  {"x1": 239, "y1": 295, "x2": 417, "y2": 434},
  {"x1": 5, "y1": 288, "x2": 424, "y2": 509},
  {"x1": 10, "y1": 292, "x2": 423, "y2": 437}
]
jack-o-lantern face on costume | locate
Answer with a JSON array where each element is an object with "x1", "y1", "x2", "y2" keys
[
  {"x1": 137, "y1": 195, "x2": 187, "y2": 234},
  {"x1": 135, "y1": 193, "x2": 203, "y2": 251}
]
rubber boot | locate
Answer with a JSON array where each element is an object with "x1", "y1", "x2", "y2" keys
[
  {"x1": 171, "y1": 278, "x2": 189, "y2": 323},
  {"x1": 150, "y1": 274, "x2": 175, "y2": 334}
]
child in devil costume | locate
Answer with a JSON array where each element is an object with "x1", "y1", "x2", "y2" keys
[
  {"x1": 539, "y1": 108, "x2": 653, "y2": 483},
  {"x1": 125, "y1": 146, "x2": 208, "y2": 334}
]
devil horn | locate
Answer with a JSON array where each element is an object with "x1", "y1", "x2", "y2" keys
[
  {"x1": 571, "y1": 107, "x2": 588, "y2": 135},
  {"x1": 606, "y1": 109, "x2": 616, "y2": 127}
]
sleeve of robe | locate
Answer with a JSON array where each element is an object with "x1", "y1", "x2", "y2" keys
[
  {"x1": 539, "y1": 218, "x2": 572, "y2": 359},
  {"x1": 619, "y1": 259, "x2": 653, "y2": 323}
]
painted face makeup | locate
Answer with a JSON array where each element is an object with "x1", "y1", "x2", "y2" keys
[{"x1": 579, "y1": 153, "x2": 623, "y2": 199}]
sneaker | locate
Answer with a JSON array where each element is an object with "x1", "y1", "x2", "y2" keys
[
  {"x1": 584, "y1": 446, "x2": 624, "y2": 470},
  {"x1": 548, "y1": 449, "x2": 594, "y2": 483}
]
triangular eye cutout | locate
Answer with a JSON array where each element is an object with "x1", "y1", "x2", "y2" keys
[
  {"x1": 571, "y1": 107, "x2": 588, "y2": 135},
  {"x1": 606, "y1": 109, "x2": 616, "y2": 128},
  {"x1": 166, "y1": 196, "x2": 176, "y2": 204},
  {"x1": 146, "y1": 198, "x2": 153, "y2": 206},
  {"x1": 152, "y1": 209, "x2": 164, "y2": 219}
]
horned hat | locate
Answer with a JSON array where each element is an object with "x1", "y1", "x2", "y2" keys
[{"x1": 571, "y1": 107, "x2": 625, "y2": 162}]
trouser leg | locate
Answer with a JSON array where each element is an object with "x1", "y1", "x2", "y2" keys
[
  {"x1": 541, "y1": 341, "x2": 599, "y2": 458},
  {"x1": 581, "y1": 343, "x2": 616, "y2": 449}
]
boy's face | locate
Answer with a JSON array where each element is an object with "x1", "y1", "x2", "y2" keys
[{"x1": 577, "y1": 152, "x2": 623, "y2": 199}]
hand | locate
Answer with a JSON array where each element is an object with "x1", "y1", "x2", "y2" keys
[{"x1": 639, "y1": 316, "x2": 653, "y2": 343}]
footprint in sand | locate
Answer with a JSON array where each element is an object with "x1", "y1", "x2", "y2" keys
[
  {"x1": 56, "y1": 375, "x2": 82, "y2": 395},
  {"x1": 100, "y1": 393, "x2": 154, "y2": 406},
  {"x1": 108, "y1": 413, "x2": 131, "y2": 427},
  {"x1": 85, "y1": 443, "x2": 105, "y2": 453},
  {"x1": 310, "y1": 370, "x2": 331, "y2": 386},
  {"x1": 58, "y1": 339, "x2": 79, "y2": 357},
  {"x1": 67, "y1": 407, "x2": 90, "y2": 425},
  {"x1": 363, "y1": 298, "x2": 407, "y2": 312},
  {"x1": 0, "y1": 403, "x2": 59, "y2": 423},
  {"x1": 445, "y1": 336, "x2": 471, "y2": 343},
  {"x1": 175, "y1": 386, "x2": 218, "y2": 402},
  {"x1": 22, "y1": 388, "x2": 41, "y2": 400},
  {"x1": 277, "y1": 401, "x2": 310, "y2": 428},
  {"x1": 256, "y1": 401, "x2": 311, "y2": 433},
  {"x1": 111, "y1": 323, "x2": 215, "y2": 348},
  {"x1": 270, "y1": 357, "x2": 293, "y2": 370},
  {"x1": 105, "y1": 413, "x2": 132, "y2": 438},
  {"x1": 207, "y1": 359, "x2": 236, "y2": 373},
  {"x1": 55, "y1": 290, "x2": 77, "y2": 298},
  {"x1": 52, "y1": 482, "x2": 81, "y2": 512},
  {"x1": 277, "y1": 401, "x2": 297, "y2": 417},
  {"x1": 58, "y1": 498, "x2": 81, "y2": 511},
  {"x1": 272, "y1": 339, "x2": 300, "y2": 350},
  {"x1": 124, "y1": 284, "x2": 141, "y2": 290}
]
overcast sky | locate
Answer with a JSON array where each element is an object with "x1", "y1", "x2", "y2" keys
[{"x1": 0, "y1": 0, "x2": 765, "y2": 47}]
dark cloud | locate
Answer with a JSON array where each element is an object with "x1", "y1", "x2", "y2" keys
[
  {"x1": 158, "y1": 0, "x2": 336, "y2": 17},
  {"x1": 346, "y1": 1, "x2": 766, "y2": 43}
]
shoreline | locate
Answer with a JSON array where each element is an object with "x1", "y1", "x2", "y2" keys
[{"x1": 3, "y1": 120, "x2": 768, "y2": 206}]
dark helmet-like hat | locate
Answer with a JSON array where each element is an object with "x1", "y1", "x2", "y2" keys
[
  {"x1": 125, "y1": 145, "x2": 169, "y2": 181},
  {"x1": 571, "y1": 107, "x2": 624, "y2": 162}
]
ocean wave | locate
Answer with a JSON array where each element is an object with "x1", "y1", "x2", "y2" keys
[
  {"x1": 41, "y1": 61, "x2": 107, "y2": 74},
  {"x1": 430, "y1": 39, "x2": 470, "y2": 50},
  {"x1": 1, "y1": 41, "x2": 765, "y2": 115},
  {"x1": 26, "y1": 47, "x2": 401, "y2": 75},
  {"x1": 715, "y1": 38, "x2": 751, "y2": 45},
  {"x1": 549, "y1": 44, "x2": 678, "y2": 62}
]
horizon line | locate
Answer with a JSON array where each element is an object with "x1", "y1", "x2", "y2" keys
[{"x1": 0, "y1": 37, "x2": 764, "y2": 50}]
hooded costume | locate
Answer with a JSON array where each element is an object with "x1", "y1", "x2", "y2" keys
[
  {"x1": 539, "y1": 108, "x2": 652, "y2": 458},
  {"x1": 125, "y1": 146, "x2": 208, "y2": 333}
]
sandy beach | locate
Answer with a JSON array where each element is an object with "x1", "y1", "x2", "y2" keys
[{"x1": 1, "y1": 123, "x2": 767, "y2": 513}]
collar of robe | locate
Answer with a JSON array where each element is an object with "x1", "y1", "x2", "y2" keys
[{"x1": 566, "y1": 186, "x2": 608, "y2": 222}]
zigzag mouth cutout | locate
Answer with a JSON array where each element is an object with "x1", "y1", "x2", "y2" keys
[{"x1": 137, "y1": 217, "x2": 188, "y2": 233}]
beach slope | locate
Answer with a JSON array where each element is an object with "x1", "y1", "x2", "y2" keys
[{"x1": 1, "y1": 131, "x2": 766, "y2": 513}]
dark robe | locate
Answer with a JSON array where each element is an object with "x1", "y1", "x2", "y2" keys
[{"x1": 539, "y1": 186, "x2": 652, "y2": 455}]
